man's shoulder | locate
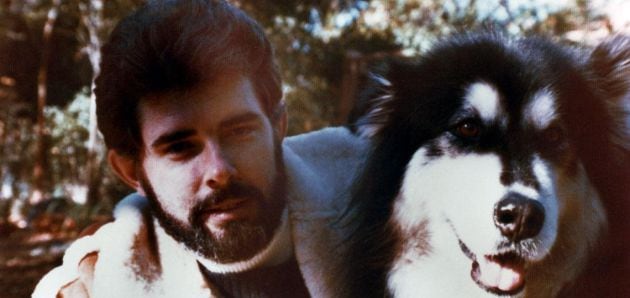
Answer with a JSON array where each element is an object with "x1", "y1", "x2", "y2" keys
[
  {"x1": 282, "y1": 127, "x2": 369, "y2": 213},
  {"x1": 284, "y1": 126, "x2": 368, "y2": 161},
  {"x1": 283, "y1": 128, "x2": 370, "y2": 297},
  {"x1": 283, "y1": 127, "x2": 369, "y2": 183},
  {"x1": 32, "y1": 194, "x2": 151, "y2": 298}
]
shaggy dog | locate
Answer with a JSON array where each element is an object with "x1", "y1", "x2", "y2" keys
[{"x1": 343, "y1": 34, "x2": 630, "y2": 297}]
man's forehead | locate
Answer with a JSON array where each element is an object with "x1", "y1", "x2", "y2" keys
[{"x1": 137, "y1": 73, "x2": 267, "y2": 139}]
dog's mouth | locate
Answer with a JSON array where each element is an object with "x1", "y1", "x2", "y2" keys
[{"x1": 459, "y1": 240, "x2": 526, "y2": 295}]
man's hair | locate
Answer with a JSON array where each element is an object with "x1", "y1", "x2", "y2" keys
[{"x1": 95, "y1": 0, "x2": 282, "y2": 157}]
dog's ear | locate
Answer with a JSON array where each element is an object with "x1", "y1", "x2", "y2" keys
[
  {"x1": 588, "y1": 35, "x2": 630, "y2": 151},
  {"x1": 352, "y1": 70, "x2": 395, "y2": 139},
  {"x1": 351, "y1": 57, "x2": 418, "y2": 139}
]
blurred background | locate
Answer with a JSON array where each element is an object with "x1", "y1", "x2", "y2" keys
[{"x1": 0, "y1": 0, "x2": 627, "y2": 296}]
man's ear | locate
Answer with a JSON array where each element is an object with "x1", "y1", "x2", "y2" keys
[
  {"x1": 274, "y1": 104, "x2": 288, "y2": 139},
  {"x1": 108, "y1": 150, "x2": 145, "y2": 195}
]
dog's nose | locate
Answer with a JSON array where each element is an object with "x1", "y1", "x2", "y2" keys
[{"x1": 494, "y1": 194, "x2": 545, "y2": 241}]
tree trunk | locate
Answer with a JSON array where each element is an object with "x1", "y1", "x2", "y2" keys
[
  {"x1": 80, "y1": 0, "x2": 105, "y2": 208},
  {"x1": 32, "y1": 0, "x2": 62, "y2": 204}
]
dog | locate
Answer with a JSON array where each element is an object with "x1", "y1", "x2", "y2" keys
[{"x1": 343, "y1": 33, "x2": 630, "y2": 297}]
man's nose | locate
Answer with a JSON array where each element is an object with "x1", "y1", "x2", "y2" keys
[{"x1": 204, "y1": 142, "x2": 236, "y2": 189}]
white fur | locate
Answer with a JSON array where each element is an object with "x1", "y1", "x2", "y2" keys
[
  {"x1": 526, "y1": 155, "x2": 559, "y2": 260},
  {"x1": 506, "y1": 183, "x2": 538, "y2": 200},
  {"x1": 93, "y1": 195, "x2": 212, "y2": 297},
  {"x1": 464, "y1": 82, "x2": 502, "y2": 123},
  {"x1": 525, "y1": 89, "x2": 557, "y2": 129},
  {"x1": 32, "y1": 229, "x2": 103, "y2": 297},
  {"x1": 371, "y1": 73, "x2": 392, "y2": 88},
  {"x1": 387, "y1": 144, "x2": 577, "y2": 297},
  {"x1": 390, "y1": 147, "x2": 500, "y2": 297},
  {"x1": 398, "y1": 150, "x2": 505, "y2": 254}
]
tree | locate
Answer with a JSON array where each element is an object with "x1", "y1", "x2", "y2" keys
[
  {"x1": 32, "y1": 0, "x2": 62, "y2": 204},
  {"x1": 0, "y1": 0, "x2": 623, "y2": 216},
  {"x1": 0, "y1": 0, "x2": 138, "y2": 214}
]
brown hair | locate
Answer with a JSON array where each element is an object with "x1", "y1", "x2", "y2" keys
[{"x1": 95, "y1": 0, "x2": 282, "y2": 157}]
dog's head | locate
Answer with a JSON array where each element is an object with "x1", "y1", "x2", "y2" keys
[{"x1": 353, "y1": 34, "x2": 629, "y2": 296}]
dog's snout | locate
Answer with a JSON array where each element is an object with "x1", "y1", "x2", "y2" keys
[{"x1": 494, "y1": 194, "x2": 545, "y2": 241}]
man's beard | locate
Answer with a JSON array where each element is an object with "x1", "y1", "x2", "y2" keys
[{"x1": 138, "y1": 143, "x2": 287, "y2": 263}]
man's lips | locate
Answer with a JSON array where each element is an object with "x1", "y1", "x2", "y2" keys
[
  {"x1": 459, "y1": 240, "x2": 526, "y2": 295},
  {"x1": 206, "y1": 198, "x2": 248, "y2": 212},
  {"x1": 202, "y1": 198, "x2": 254, "y2": 223}
]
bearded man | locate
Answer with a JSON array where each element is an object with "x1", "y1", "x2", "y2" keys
[{"x1": 33, "y1": 1, "x2": 366, "y2": 297}]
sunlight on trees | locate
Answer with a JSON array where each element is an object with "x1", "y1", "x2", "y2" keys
[{"x1": 0, "y1": 0, "x2": 627, "y2": 226}]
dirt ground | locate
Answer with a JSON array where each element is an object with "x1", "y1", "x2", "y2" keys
[{"x1": 0, "y1": 228, "x2": 76, "y2": 298}]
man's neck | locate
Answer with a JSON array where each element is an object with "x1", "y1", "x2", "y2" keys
[{"x1": 196, "y1": 208, "x2": 293, "y2": 274}]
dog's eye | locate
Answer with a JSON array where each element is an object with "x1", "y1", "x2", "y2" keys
[{"x1": 453, "y1": 120, "x2": 481, "y2": 139}]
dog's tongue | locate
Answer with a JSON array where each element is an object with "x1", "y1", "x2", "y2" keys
[{"x1": 476, "y1": 258, "x2": 524, "y2": 292}]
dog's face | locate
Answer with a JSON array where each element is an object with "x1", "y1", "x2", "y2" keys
[
  {"x1": 395, "y1": 81, "x2": 588, "y2": 295},
  {"x1": 356, "y1": 35, "x2": 615, "y2": 296}
]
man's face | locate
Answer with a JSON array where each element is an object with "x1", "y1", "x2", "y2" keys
[{"x1": 136, "y1": 73, "x2": 286, "y2": 263}]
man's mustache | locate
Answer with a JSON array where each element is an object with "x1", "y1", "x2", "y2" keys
[{"x1": 190, "y1": 180, "x2": 264, "y2": 220}]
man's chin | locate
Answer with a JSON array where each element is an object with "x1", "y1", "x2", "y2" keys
[
  {"x1": 207, "y1": 224, "x2": 228, "y2": 239},
  {"x1": 197, "y1": 219, "x2": 271, "y2": 263},
  {"x1": 144, "y1": 197, "x2": 275, "y2": 263},
  {"x1": 204, "y1": 219, "x2": 245, "y2": 241},
  {"x1": 151, "y1": 202, "x2": 281, "y2": 263}
]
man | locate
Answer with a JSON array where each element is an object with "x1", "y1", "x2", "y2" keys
[{"x1": 32, "y1": 0, "x2": 366, "y2": 297}]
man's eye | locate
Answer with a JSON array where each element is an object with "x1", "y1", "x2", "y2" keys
[
  {"x1": 225, "y1": 125, "x2": 256, "y2": 139},
  {"x1": 164, "y1": 142, "x2": 198, "y2": 156}
]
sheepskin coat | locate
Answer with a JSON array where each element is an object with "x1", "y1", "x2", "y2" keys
[{"x1": 33, "y1": 127, "x2": 367, "y2": 298}]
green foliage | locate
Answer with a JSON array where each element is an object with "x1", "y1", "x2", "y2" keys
[
  {"x1": 0, "y1": 107, "x2": 37, "y2": 200},
  {"x1": 44, "y1": 89, "x2": 90, "y2": 191}
]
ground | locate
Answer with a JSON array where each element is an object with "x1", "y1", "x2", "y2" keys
[
  {"x1": 0, "y1": 228, "x2": 74, "y2": 297},
  {"x1": 0, "y1": 211, "x2": 110, "y2": 298}
]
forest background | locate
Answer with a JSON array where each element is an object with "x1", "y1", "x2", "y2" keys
[{"x1": 0, "y1": 0, "x2": 628, "y2": 297}]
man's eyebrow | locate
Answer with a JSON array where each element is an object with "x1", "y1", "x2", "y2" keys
[
  {"x1": 220, "y1": 112, "x2": 262, "y2": 128},
  {"x1": 151, "y1": 129, "x2": 196, "y2": 148}
]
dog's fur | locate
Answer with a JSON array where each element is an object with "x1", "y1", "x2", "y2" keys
[{"x1": 343, "y1": 33, "x2": 630, "y2": 297}]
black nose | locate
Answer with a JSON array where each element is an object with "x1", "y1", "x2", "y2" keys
[{"x1": 494, "y1": 194, "x2": 545, "y2": 241}]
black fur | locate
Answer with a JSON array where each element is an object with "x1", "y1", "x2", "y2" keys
[{"x1": 343, "y1": 33, "x2": 630, "y2": 297}]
